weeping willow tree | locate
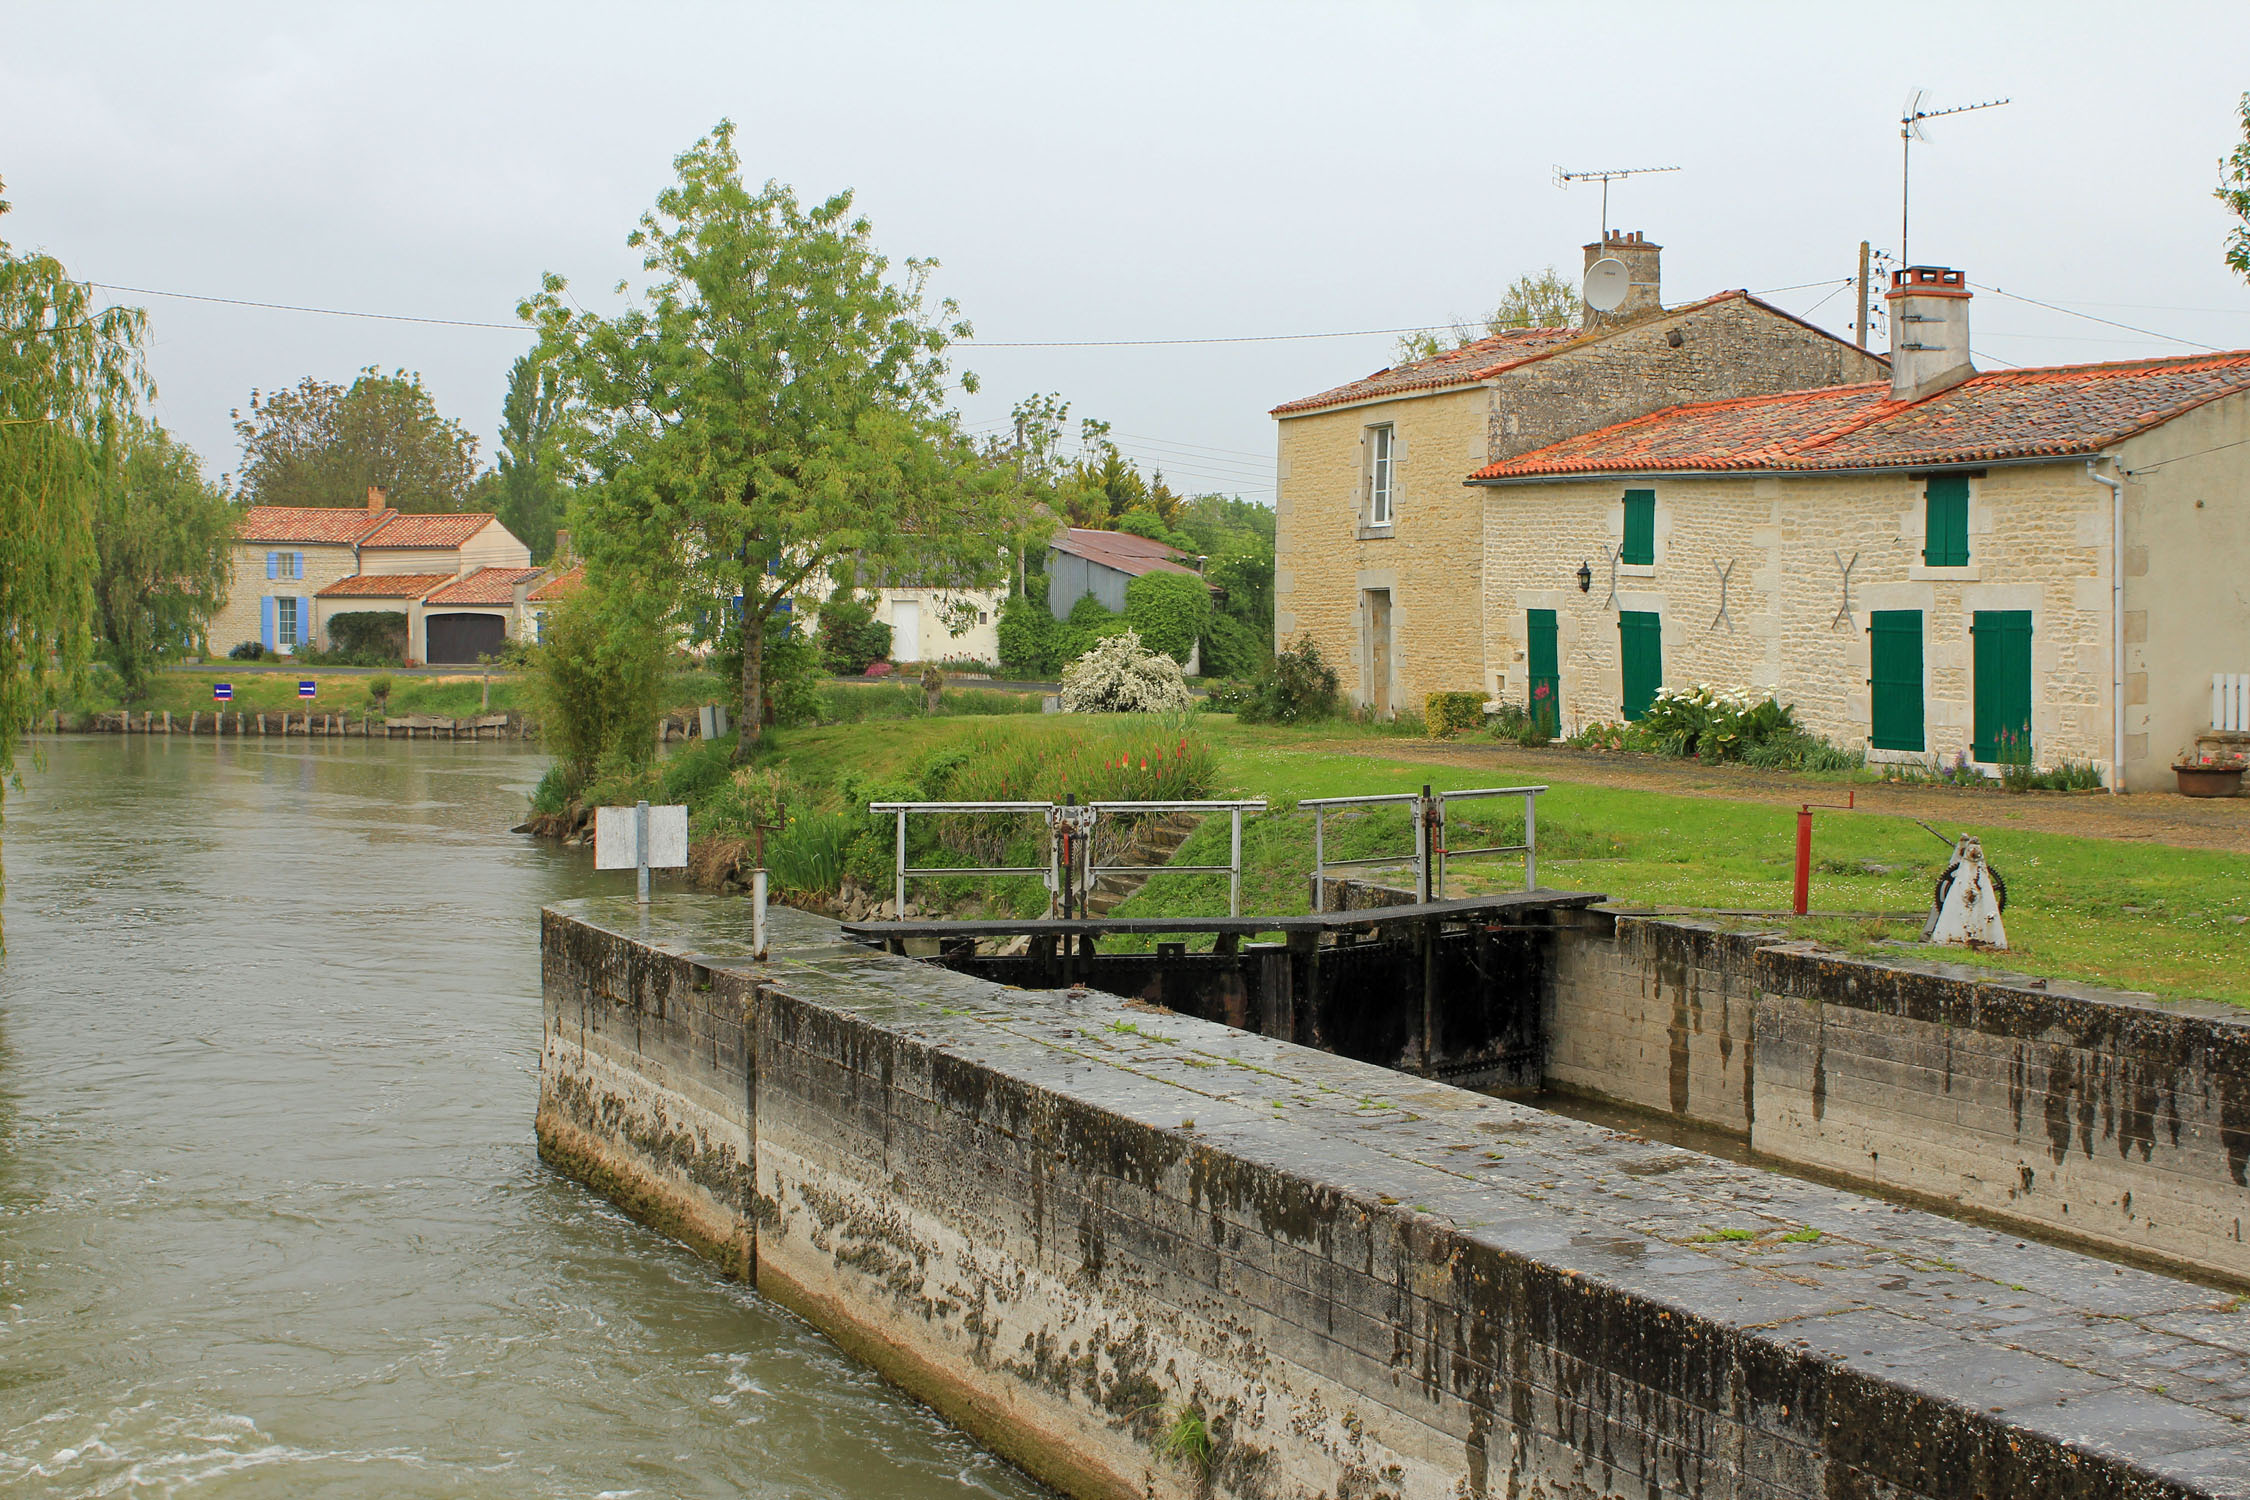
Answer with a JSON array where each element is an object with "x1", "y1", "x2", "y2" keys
[{"x1": 0, "y1": 177, "x2": 150, "y2": 942}]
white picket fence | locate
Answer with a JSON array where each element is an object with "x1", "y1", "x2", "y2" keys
[{"x1": 2216, "y1": 673, "x2": 2250, "y2": 733}]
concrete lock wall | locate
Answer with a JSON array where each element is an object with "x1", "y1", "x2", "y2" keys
[
  {"x1": 542, "y1": 896, "x2": 2250, "y2": 1500},
  {"x1": 1551, "y1": 913, "x2": 2250, "y2": 1284}
]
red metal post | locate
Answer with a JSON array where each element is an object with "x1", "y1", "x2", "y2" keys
[{"x1": 1792, "y1": 806, "x2": 1813, "y2": 915}]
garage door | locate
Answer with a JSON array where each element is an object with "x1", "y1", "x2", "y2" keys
[{"x1": 425, "y1": 613, "x2": 508, "y2": 665}]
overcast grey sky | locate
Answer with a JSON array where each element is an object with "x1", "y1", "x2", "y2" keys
[{"x1": 6, "y1": 0, "x2": 2249, "y2": 502}]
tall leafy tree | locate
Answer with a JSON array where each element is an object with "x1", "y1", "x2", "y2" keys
[
  {"x1": 2221, "y1": 91, "x2": 2250, "y2": 282},
  {"x1": 525, "y1": 121, "x2": 1016, "y2": 755},
  {"x1": 229, "y1": 366, "x2": 480, "y2": 512},
  {"x1": 94, "y1": 424, "x2": 233, "y2": 702},
  {"x1": 0, "y1": 176, "x2": 149, "y2": 937},
  {"x1": 1395, "y1": 266, "x2": 1580, "y2": 360},
  {"x1": 492, "y1": 352, "x2": 572, "y2": 560}
]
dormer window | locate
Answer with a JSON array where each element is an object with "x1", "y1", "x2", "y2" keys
[{"x1": 1366, "y1": 424, "x2": 1394, "y2": 527}]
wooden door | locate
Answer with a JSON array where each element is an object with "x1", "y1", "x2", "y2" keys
[
  {"x1": 1972, "y1": 610, "x2": 2033, "y2": 763},
  {"x1": 1868, "y1": 610, "x2": 1926, "y2": 752},
  {"x1": 1367, "y1": 590, "x2": 1392, "y2": 717},
  {"x1": 1617, "y1": 611, "x2": 1661, "y2": 720},
  {"x1": 892, "y1": 599, "x2": 922, "y2": 663},
  {"x1": 1526, "y1": 609, "x2": 1559, "y2": 734}
]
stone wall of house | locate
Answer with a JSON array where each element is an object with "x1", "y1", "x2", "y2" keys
[
  {"x1": 1479, "y1": 460, "x2": 2117, "y2": 772},
  {"x1": 209, "y1": 542, "x2": 362, "y2": 656},
  {"x1": 1271, "y1": 303, "x2": 1884, "y2": 716},
  {"x1": 2120, "y1": 387, "x2": 2250, "y2": 788},
  {"x1": 1487, "y1": 298, "x2": 1886, "y2": 463},
  {"x1": 1272, "y1": 386, "x2": 1492, "y2": 713}
]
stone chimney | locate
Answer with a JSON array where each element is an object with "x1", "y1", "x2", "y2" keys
[
  {"x1": 553, "y1": 529, "x2": 574, "y2": 568},
  {"x1": 1885, "y1": 266, "x2": 1975, "y2": 402},
  {"x1": 1581, "y1": 230, "x2": 1662, "y2": 326},
  {"x1": 366, "y1": 484, "x2": 387, "y2": 512}
]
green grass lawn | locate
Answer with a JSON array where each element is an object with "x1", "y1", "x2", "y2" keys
[
  {"x1": 750, "y1": 714, "x2": 2250, "y2": 1005},
  {"x1": 66, "y1": 665, "x2": 736, "y2": 721}
]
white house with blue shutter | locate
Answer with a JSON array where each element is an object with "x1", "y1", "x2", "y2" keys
[{"x1": 212, "y1": 487, "x2": 531, "y2": 660}]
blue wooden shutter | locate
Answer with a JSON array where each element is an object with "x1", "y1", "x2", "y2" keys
[
  {"x1": 293, "y1": 551, "x2": 305, "y2": 579},
  {"x1": 1867, "y1": 610, "x2": 1925, "y2": 751},
  {"x1": 1621, "y1": 491, "x2": 1655, "y2": 566},
  {"x1": 266, "y1": 551, "x2": 279, "y2": 579},
  {"x1": 260, "y1": 596, "x2": 277, "y2": 649},
  {"x1": 298, "y1": 596, "x2": 312, "y2": 649}
]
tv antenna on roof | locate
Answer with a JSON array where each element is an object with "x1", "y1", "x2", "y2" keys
[
  {"x1": 1554, "y1": 164, "x2": 1681, "y2": 240},
  {"x1": 1899, "y1": 90, "x2": 2009, "y2": 267}
]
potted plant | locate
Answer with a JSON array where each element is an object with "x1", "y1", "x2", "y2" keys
[{"x1": 2173, "y1": 748, "x2": 2247, "y2": 798}]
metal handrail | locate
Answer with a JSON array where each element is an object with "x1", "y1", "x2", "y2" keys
[
  {"x1": 1434, "y1": 785, "x2": 1545, "y2": 896},
  {"x1": 1083, "y1": 799, "x2": 1267, "y2": 918},
  {"x1": 1304, "y1": 785, "x2": 1546, "y2": 908},
  {"x1": 868, "y1": 801, "x2": 1059, "y2": 916},
  {"x1": 866, "y1": 798, "x2": 1268, "y2": 919}
]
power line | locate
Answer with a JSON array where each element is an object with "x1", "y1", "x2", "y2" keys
[
  {"x1": 2122, "y1": 431, "x2": 2250, "y2": 473},
  {"x1": 969, "y1": 322, "x2": 1441, "y2": 349},
  {"x1": 1969, "y1": 281, "x2": 2223, "y2": 352},
  {"x1": 88, "y1": 280, "x2": 528, "y2": 331},
  {"x1": 91, "y1": 269, "x2": 1965, "y2": 354},
  {"x1": 1111, "y1": 429, "x2": 1272, "y2": 462}
]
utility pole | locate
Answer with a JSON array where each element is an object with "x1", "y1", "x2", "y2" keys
[{"x1": 1855, "y1": 240, "x2": 1872, "y2": 348}]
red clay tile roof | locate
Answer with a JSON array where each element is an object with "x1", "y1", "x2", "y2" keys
[
  {"x1": 1050, "y1": 528, "x2": 1202, "y2": 579},
  {"x1": 1467, "y1": 352, "x2": 2250, "y2": 482},
  {"x1": 1269, "y1": 290, "x2": 1873, "y2": 417},
  {"x1": 526, "y1": 564, "x2": 584, "y2": 602},
  {"x1": 1271, "y1": 325, "x2": 1584, "y2": 416},
  {"x1": 236, "y1": 505, "x2": 395, "y2": 544},
  {"x1": 423, "y1": 566, "x2": 542, "y2": 606},
  {"x1": 362, "y1": 512, "x2": 497, "y2": 549},
  {"x1": 314, "y1": 571, "x2": 458, "y2": 599}
]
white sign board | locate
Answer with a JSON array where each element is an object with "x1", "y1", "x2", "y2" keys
[{"x1": 595, "y1": 804, "x2": 690, "y2": 870}]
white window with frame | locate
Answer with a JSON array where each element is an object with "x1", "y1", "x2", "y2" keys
[
  {"x1": 275, "y1": 596, "x2": 299, "y2": 648},
  {"x1": 1366, "y1": 423, "x2": 1395, "y2": 527}
]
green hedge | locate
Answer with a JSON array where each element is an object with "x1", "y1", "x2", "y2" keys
[{"x1": 1424, "y1": 691, "x2": 1485, "y2": 739}]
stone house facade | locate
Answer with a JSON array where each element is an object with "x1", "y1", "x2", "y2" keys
[
  {"x1": 214, "y1": 488, "x2": 537, "y2": 663},
  {"x1": 1468, "y1": 268, "x2": 2250, "y2": 791},
  {"x1": 1270, "y1": 233, "x2": 1888, "y2": 714}
]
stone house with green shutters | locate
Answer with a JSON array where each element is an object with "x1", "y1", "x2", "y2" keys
[
  {"x1": 1268, "y1": 232, "x2": 1888, "y2": 718},
  {"x1": 1466, "y1": 266, "x2": 2250, "y2": 792}
]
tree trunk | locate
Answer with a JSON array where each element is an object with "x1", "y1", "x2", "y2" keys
[{"x1": 734, "y1": 591, "x2": 764, "y2": 762}]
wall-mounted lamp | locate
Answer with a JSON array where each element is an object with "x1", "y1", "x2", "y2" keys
[{"x1": 1576, "y1": 561, "x2": 1594, "y2": 593}]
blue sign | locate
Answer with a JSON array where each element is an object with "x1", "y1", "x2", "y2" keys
[
  {"x1": 299, "y1": 680, "x2": 317, "y2": 699},
  {"x1": 213, "y1": 683, "x2": 233, "y2": 701}
]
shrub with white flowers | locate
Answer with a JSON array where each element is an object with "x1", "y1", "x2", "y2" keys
[{"x1": 1059, "y1": 629, "x2": 1194, "y2": 714}]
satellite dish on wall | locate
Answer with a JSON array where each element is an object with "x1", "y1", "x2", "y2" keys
[{"x1": 1584, "y1": 257, "x2": 1631, "y2": 313}]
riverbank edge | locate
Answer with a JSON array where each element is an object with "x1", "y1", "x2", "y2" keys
[{"x1": 540, "y1": 894, "x2": 2250, "y2": 1500}]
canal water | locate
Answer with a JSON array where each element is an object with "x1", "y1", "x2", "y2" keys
[{"x1": 0, "y1": 736, "x2": 1047, "y2": 1499}]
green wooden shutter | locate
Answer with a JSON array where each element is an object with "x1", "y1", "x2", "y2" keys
[
  {"x1": 1922, "y1": 474, "x2": 1970, "y2": 567},
  {"x1": 1621, "y1": 490, "x2": 1655, "y2": 566},
  {"x1": 1971, "y1": 610, "x2": 2033, "y2": 763},
  {"x1": 1618, "y1": 610, "x2": 1662, "y2": 720},
  {"x1": 1867, "y1": 610, "x2": 1925, "y2": 751},
  {"x1": 1526, "y1": 609, "x2": 1559, "y2": 734}
]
